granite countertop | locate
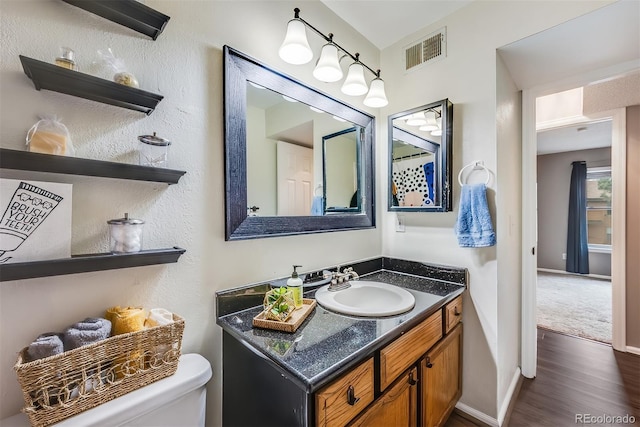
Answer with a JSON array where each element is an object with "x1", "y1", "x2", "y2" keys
[{"x1": 216, "y1": 257, "x2": 466, "y2": 392}]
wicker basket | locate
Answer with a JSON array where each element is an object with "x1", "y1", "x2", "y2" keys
[{"x1": 14, "y1": 314, "x2": 184, "y2": 427}]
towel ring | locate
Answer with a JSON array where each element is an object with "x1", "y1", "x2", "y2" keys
[{"x1": 458, "y1": 161, "x2": 490, "y2": 186}]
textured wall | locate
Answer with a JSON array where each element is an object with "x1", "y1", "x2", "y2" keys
[
  {"x1": 0, "y1": 1, "x2": 382, "y2": 423},
  {"x1": 380, "y1": 0, "x2": 612, "y2": 419}
]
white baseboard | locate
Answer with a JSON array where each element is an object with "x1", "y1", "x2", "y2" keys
[
  {"x1": 455, "y1": 402, "x2": 499, "y2": 427},
  {"x1": 537, "y1": 268, "x2": 611, "y2": 280},
  {"x1": 627, "y1": 346, "x2": 640, "y2": 356},
  {"x1": 498, "y1": 367, "x2": 521, "y2": 426}
]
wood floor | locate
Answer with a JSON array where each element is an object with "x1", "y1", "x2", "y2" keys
[{"x1": 445, "y1": 329, "x2": 640, "y2": 427}]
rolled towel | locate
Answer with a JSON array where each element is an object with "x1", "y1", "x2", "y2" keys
[
  {"x1": 63, "y1": 318, "x2": 112, "y2": 351},
  {"x1": 105, "y1": 306, "x2": 146, "y2": 379},
  {"x1": 144, "y1": 308, "x2": 175, "y2": 367},
  {"x1": 144, "y1": 308, "x2": 174, "y2": 328},
  {"x1": 105, "y1": 306, "x2": 145, "y2": 336},
  {"x1": 26, "y1": 333, "x2": 64, "y2": 362}
]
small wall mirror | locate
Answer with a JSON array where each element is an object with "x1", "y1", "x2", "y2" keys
[
  {"x1": 224, "y1": 46, "x2": 375, "y2": 240},
  {"x1": 388, "y1": 99, "x2": 453, "y2": 212}
]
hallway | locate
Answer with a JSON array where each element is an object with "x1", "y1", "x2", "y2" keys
[{"x1": 446, "y1": 329, "x2": 639, "y2": 426}]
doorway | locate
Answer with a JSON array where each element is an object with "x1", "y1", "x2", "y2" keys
[
  {"x1": 534, "y1": 106, "x2": 614, "y2": 344},
  {"x1": 497, "y1": 0, "x2": 639, "y2": 377}
]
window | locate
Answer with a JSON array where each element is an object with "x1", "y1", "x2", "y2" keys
[{"x1": 586, "y1": 167, "x2": 612, "y2": 251}]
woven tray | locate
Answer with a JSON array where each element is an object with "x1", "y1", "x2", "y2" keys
[
  {"x1": 253, "y1": 298, "x2": 317, "y2": 333},
  {"x1": 14, "y1": 314, "x2": 184, "y2": 427}
]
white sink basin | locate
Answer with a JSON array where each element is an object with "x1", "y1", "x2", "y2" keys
[{"x1": 314, "y1": 280, "x2": 416, "y2": 317}]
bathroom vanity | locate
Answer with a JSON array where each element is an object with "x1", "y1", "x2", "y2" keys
[{"x1": 216, "y1": 257, "x2": 466, "y2": 427}]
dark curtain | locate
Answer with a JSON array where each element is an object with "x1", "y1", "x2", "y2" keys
[{"x1": 566, "y1": 161, "x2": 589, "y2": 274}]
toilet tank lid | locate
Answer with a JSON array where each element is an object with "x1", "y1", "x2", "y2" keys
[{"x1": 0, "y1": 354, "x2": 212, "y2": 427}]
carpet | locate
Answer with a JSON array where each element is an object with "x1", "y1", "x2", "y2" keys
[{"x1": 536, "y1": 271, "x2": 611, "y2": 343}]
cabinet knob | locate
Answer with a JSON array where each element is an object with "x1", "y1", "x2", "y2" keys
[
  {"x1": 454, "y1": 307, "x2": 461, "y2": 316},
  {"x1": 347, "y1": 385, "x2": 360, "y2": 406},
  {"x1": 408, "y1": 371, "x2": 418, "y2": 385},
  {"x1": 426, "y1": 357, "x2": 433, "y2": 368}
]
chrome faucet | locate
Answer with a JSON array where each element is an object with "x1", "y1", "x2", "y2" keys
[{"x1": 324, "y1": 266, "x2": 359, "y2": 291}]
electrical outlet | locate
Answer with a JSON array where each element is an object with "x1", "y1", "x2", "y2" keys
[
  {"x1": 562, "y1": 253, "x2": 567, "y2": 260},
  {"x1": 396, "y1": 215, "x2": 405, "y2": 232}
]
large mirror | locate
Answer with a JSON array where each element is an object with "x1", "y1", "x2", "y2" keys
[
  {"x1": 224, "y1": 46, "x2": 375, "y2": 240},
  {"x1": 388, "y1": 99, "x2": 453, "y2": 212}
]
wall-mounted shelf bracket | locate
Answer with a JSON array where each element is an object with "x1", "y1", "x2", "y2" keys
[
  {"x1": 1, "y1": 149, "x2": 186, "y2": 185},
  {"x1": 20, "y1": 56, "x2": 164, "y2": 115},
  {"x1": 0, "y1": 247, "x2": 186, "y2": 282},
  {"x1": 60, "y1": 0, "x2": 170, "y2": 40}
]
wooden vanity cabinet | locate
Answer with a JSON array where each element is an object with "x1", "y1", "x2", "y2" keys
[
  {"x1": 316, "y1": 295, "x2": 463, "y2": 427},
  {"x1": 421, "y1": 323, "x2": 462, "y2": 427},
  {"x1": 348, "y1": 367, "x2": 418, "y2": 427}
]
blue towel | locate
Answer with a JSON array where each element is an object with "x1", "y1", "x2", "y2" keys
[
  {"x1": 311, "y1": 196, "x2": 324, "y2": 216},
  {"x1": 455, "y1": 184, "x2": 496, "y2": 247}
]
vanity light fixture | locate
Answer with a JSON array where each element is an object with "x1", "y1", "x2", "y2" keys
[
  {"x1": 279, "y1": 7, "x2": 388, "y2": 108},
  {"x1": 309, "y1": 106, "x2": 325, "y2": 113},
  {"x1": 249, "y1": 81, "x2": 265, "y2": 90},
  {"x1": 419, "y1": 110, "x2": 439, "y2": 131},
  {"x1": 431, "y1": 116, "x2": 443, "y2": 136},
  {"x1": 406, "y1": 112, "x2": 427, "y2": 126},
  {"x1": 312, "y1": 36, "x2": 343, "y2": 82}
]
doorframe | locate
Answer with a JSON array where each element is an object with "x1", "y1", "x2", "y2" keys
[{"x1": 521, "y1": 63, "x2": 635, "y2": 378}]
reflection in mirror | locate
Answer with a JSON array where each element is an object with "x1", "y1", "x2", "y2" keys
[
  {"x1": 246, "y1": 83, "x2": 358, "y2": 216},
  {"x1": 388, "y1": 99, "x2": 453, "y2": 212},
  {"x1": 224, "y1": 46, "x2": 375, "y2": 240},
  {"x1": 323, "y1": 128, "x2": 359, "y2": 213}
]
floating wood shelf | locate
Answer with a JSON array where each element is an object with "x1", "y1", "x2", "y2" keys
[
  {"x1": 0, "y1": 149, "x2": 186, "y2": 185},
  {"x1": 0, "y1": 247, "x2": 186, "y2": 282},
  {"x1": 19, "y1": 56, "x2": 164, "y2": 115},
  {"x1": 60, "y1": 0, "x2": 170, "y2": 40}
]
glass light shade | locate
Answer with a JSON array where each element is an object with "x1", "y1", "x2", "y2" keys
[
  {"x1": 313, "y1": 43, "x2": 343, "y2": 82},
  {"x1": 406, "y1": 112, "x2": 426, "y2": 126},
  {"x1": 282, "y1": 95, "x2": 298, "y2": 102},
  {"x1": 419, "y1": 111, "x2": 438, "y2": 131},
  {"x1": 309, "y1": 106, "x2": 324, "y2": 113},
  {"x1": 341, "y1": 62, "x2": 368, "y2": 96},
  {"x1": 279, "y1": 19, "x2": 313, "y2": 65},
  {"x1": 363, "y1": 77, "x2": 388, "y2": 108},
  {"x1": 431, "y1": 116, "x2": 442, "y2": 135}
]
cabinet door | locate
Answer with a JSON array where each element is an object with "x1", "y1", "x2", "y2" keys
[
  {"x1": 421, "y1": 323, "x2": 462, "y2": 427},
  {"x1": 349, "y1": 367, "x2": 418, "y2": 427}
]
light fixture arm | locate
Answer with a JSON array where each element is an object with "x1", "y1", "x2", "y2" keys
[{"x1": 292, "y1": 8, "x2": 382, "y2": 79}]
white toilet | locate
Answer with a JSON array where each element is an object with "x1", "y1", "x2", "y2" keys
[{"x1": 0, "y1": 354, "x2": 212, "y2": 427}]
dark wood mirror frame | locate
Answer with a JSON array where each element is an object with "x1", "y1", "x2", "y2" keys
[
  {"x1": 223, "y1": 46, "x2": 375, "y2": 240},
  {"x1": 387, "y1": 99, "x2": 453, "y2": 212}
]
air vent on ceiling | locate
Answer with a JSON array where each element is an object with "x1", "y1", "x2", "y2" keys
[{"x1": 404, "y1": 27, "x2": 446, "y2": 71}]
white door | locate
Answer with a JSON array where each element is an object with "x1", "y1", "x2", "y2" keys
[{"x1": 276, "y1": 141, "x2": 313, "y2": 216}]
